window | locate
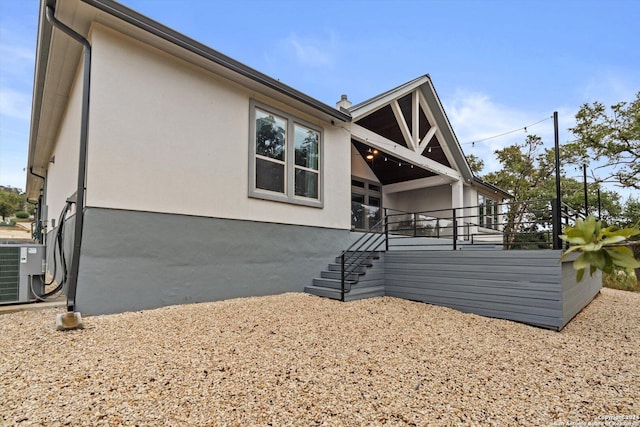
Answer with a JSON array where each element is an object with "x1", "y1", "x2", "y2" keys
[
  {"x1": 249, "y1": 100, "x2": 322, "y2": 207},
  {"x1": 351, "y1": 177, "x2": 382, "y2": 231},
  {"x1": 478, "y1": 194, "x2": 500, "y2": 229}
]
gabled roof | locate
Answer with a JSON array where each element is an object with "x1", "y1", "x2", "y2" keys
[
  {"x1": 349, "y1": 75, "x2": 429, "y2": 114},
  {"x1": 348, "y1": 75, "x2": 475, "y2": 183}
]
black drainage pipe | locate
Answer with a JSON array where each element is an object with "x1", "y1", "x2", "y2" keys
[{"x1": 45, "y1": 6, "x2": 91, "y2": 313}]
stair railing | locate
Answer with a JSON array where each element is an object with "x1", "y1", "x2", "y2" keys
[{"x1": 340, "y1": 218, "x2": 387, "y2": 301}]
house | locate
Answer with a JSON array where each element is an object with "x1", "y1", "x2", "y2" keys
[{"x1": 26, "y1": 0, "x2": 512, "y2": 316}]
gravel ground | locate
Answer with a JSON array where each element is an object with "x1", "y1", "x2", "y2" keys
[{"x1": 1, "y1": 288, "x2": 638, "y2": 426}]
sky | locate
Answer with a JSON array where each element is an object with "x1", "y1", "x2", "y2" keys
[{"x1": 1, "y1": 0, "x2": 638, "y2": 200}]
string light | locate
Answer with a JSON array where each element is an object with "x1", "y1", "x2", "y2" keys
[
  {"x1": 461, "y1": 115, "x2": 553, "y2": 146},
  {"x1": 359, "y1": 133, "x2": 447, "y2": 169}
]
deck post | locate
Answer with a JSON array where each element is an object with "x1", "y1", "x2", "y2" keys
[
  {"x1": 552, "y1": 199, "x2": 561, "y2": 250},
  {"x1": 384, "y1": 209, "x2": 389, "y2": 251},
  {"x1": 452, "y1": 208, "x2": 458, "y2": 250},
  {"x1": 413, "y1": 213, "x2": 417, "y2": 237},
  {"x1": 553, "y1": 111, "x2": 563, "y2": 250}
]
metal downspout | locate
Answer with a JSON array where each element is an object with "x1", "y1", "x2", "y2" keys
[{"x1": 45, "y1": 6, "x2": 91, "y2": 313}]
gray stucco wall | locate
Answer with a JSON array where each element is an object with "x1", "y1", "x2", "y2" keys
[{"x1": 75, "y1": 208, "x2": 352, "y2": 315}]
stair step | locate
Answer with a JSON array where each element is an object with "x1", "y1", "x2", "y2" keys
[
  {"x1": 320, "y1": 270, "x2": 363, "y2": 281},
  {"x1": 346, "y1": 250, "x2": 381, "y2": 257},
  {"x1": 344, "y1": 285, "x2": 385, "y2": 301},
  {"x1": 335, "y1": 251, "x2": 380, "y2": 264},
  {"x1": 304, "y1": 285, "x2": 385, "y2": 301},
  {"x1": 304, "y1": 285, "x2": 342, "y2": 300},
  {"x1": 312, "y1": 277, "x2": 357, "y2": 289},
  {"x1": 327, "y1": 263, "x2": 369, "y2": 273}
]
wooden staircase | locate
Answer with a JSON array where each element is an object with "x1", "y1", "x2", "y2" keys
[{"x1": 304, "y1": 251, "x2": 385, "y2": 301}]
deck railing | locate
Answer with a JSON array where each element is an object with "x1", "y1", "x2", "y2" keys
[
  {"x1": 370, "y1": 198, "x2": 583, "y2": 251},
  {"x1": 341, "y1": 198, "x2": 584, "y2": 297}
]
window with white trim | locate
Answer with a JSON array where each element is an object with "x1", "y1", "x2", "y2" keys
[
  {"x1": 249, "y1": 100, "x2": 323, "y2": 207},
  {"x1": 478, "y1": 194, "x2": 499, "y2": 229}
]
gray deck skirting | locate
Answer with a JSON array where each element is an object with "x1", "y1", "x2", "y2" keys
[{"x1": 384, "y1": 250, "x2": 601, "y2": 330}]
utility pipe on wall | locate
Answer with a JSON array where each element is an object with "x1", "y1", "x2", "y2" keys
[{"x1": 45, "y1": 6, "x2": 91, "y2": 313}]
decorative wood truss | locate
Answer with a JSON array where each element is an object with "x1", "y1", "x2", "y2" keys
[{"x1": 350, "y1": 86, "x2": 462, "y2": 181}]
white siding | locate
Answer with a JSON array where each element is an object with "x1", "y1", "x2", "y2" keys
[{"x1": 86, "y1": 24, "x2": 350, "y2": 230}]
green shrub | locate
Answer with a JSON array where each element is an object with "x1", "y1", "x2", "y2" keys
[
  {"x1": 0, "y1": 219, "x2": 16, "y2": 227},
  {"x1": 15, "y1": 211, "x2": 29, "y2": 219},
  {"x1": 603, "y1": 271, "x2": 640, "y2": 292}
]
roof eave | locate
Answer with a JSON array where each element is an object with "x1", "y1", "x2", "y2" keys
[
  {"x1": 25, "y1": 0, "x2": 57, "y2": 200},
  {"x1": 472, "y1": 176, "x2": 512, "y2": 199},
  {"x1": 82, "y1": 0, "x2": 351, "y2": 123},
  {"x1": 26, "y1": 0, "x2": 351, "y2": 199}
]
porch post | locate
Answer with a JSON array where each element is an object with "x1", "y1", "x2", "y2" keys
[{"x1": 451, "y1": 180, "x2": 464, "y2": 243}]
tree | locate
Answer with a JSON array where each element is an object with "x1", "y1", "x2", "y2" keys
[
  {"x1": 465, "y1": 154, "x2": 485, "y2": 175},
  {"x1": 482, "y1": 135, "x2": 557, "y2": 247},
  {"x1": 560, "y1": 178, "x2": 622, "y2": 226},
  {"x1": 0, "y1": 188, "x2": 22, "y2": 222},
  {"x1": 479, "y1": 134, "x2": 622, "y2": 247},
  {"x1": 256, "y1": 114, "x2": 285, "y2": 160},
  {"x1": 568, "y1": 93, "x2": 640, "y2": 190},
  {"x1": 620, "y1": 197, "x2": 640, "y2": 228}
]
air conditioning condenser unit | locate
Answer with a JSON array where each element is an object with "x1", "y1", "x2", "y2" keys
[{"x1": 0, "y1": 244, "x2": 46, "y2": 304}]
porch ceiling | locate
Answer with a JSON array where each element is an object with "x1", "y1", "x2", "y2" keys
[
  {"x1": 352, "y1": 140, "x2": 435, "y2": 185},
  {"x1": 354, "y1": 93, "x2": 451, "y2": 168}
]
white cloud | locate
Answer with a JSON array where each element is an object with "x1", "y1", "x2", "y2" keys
[
  {"x1": 443, "y1": 89, "x2": 633, "y2": 201},
  {"x1": 445, "y1": 89, "x2": 557, "y2": 173},
  {"x1": 0, "y1": 89, "x2": 31, "y2": 121},
  {"x1": 0, "y1": 43, "x2": 34, "y2": 63},
  {"x1": 579, "y1": 70, "x2": 639, "y2": 106},
  {"x1": 276, "y1": 32, "x2": 338, "y2": 68}
]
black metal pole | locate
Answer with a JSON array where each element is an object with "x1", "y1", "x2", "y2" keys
[
  {"x1": 583, "y1": 163, "x2": 588, "y2": 216},
  {"x1": 597, "y1": 187, "x2": 601, "y2": 220},
  {"x1": 384, "y1": 208, "x2": 389, "y2": 251},
  {"x1": 46, "y1": 6, "x2": 91, "y2": 313},
  {"x1": 553, "y1": 112, "x2": 562, "y2": 250},
  {"x1": 452, "y1": 208, "x2": 458, "y2": 251}
]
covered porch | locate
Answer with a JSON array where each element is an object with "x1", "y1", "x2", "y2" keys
[{"x1": 344, "y1": 76, "x2": 498, "y2": 236}]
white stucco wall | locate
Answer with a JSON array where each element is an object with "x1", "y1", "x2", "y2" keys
[
  {"x1": 85, "y1": 24, "x2": 351, "y2": 230},
  {"x1": 350, "y1": 145, "x2": 379, "y2": 183},
  {"x1": 383, "y1": 184, "x2": 452, "y2": 214},
  {"x1": 44, "y1": 63, "x2": 83, "y2": 227}
]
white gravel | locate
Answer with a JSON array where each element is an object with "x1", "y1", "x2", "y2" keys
[{"x1": 1, "y1": 288, "x2": 638, "y2": 426}]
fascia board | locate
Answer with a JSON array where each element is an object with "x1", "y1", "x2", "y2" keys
[
  {"x1": 348, "y1": 76, "x2": 429, "y2": 120},
  {"x1": 421, "y1": 78, "x2": 474, "y2": 182}
]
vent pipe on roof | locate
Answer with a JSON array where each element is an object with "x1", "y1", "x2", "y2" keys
[
  {"x1": 45, "y1": 6, "x2": 91, "y2": 316},
  {"x1": 336, "y1": 94, "x2": 352, "y2": 111}
]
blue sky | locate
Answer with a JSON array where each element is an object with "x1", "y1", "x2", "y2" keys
[{"x1": 1, "y1": 0, "x2": 638, "y2": 199}]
